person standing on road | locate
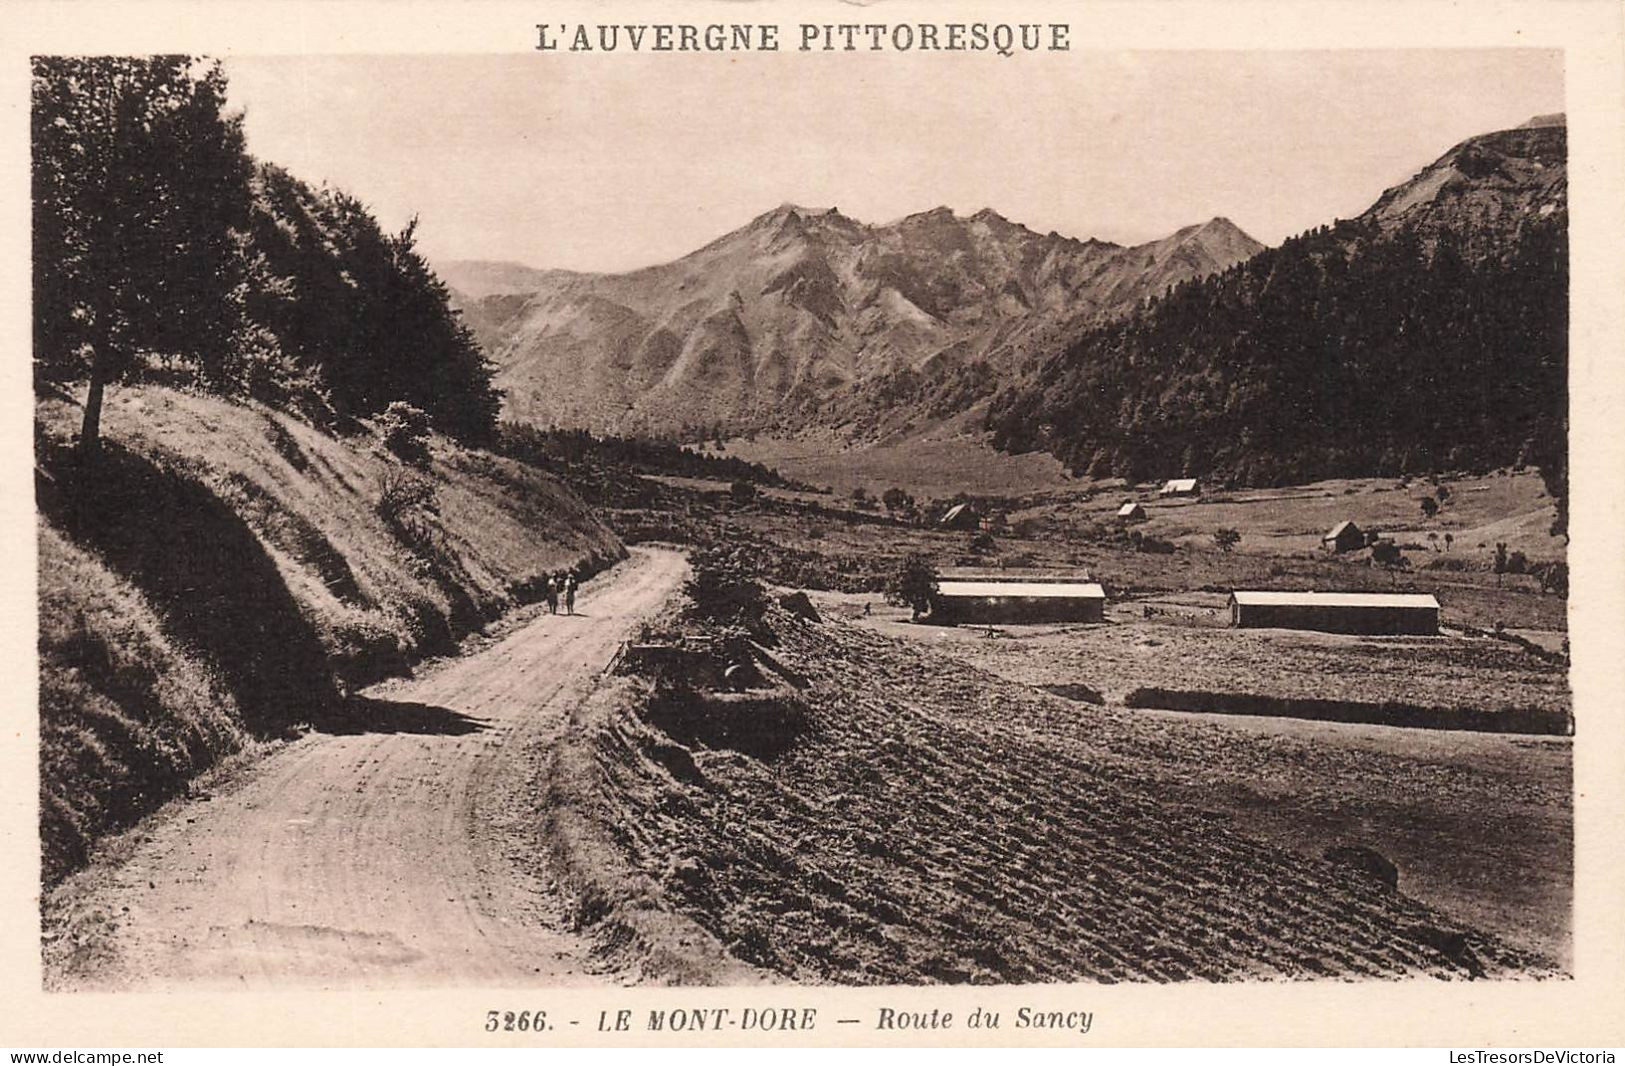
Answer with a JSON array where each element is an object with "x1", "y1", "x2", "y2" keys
[
  {"x1": 545, "y1": 574, "x2": 558, "y2": 615},
  {"x1": 565, "y1": 574, "x2": 577, "y2": 616}
]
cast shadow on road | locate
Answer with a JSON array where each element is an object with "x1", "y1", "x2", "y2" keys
[{"x1": 314, "y1": 696, "x2": 492, "y2": 736}]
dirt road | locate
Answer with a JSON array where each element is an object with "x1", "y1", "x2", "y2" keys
[{"x1": 49, "y1": 547, "x2": 687, "y2": 990}]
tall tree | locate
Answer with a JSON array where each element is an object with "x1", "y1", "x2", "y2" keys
[{"x1": 33, "y1": 56, "x2": 253, "y2": 455}]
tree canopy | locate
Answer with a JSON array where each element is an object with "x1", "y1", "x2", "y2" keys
[
  {"x1": 33, "y1": 56, "x2": 502, "y2": 450},
  {"x1": 987, "y1": 214, "x2": 1567, "y2": 509}
]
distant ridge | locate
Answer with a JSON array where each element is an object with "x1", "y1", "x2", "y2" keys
[{"x1": 443, "y1": 206, "x2": 1262, "y2": 438}]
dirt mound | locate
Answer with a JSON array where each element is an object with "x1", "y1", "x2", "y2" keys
[
  {"x1": 644, "y1": 684, "x2": 811, "y2": 761},
  {"x1": 778, "y1": 590, "x2": 821, "y2": 622}
]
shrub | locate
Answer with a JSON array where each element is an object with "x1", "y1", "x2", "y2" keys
[
  {"x1": 378, "y1": 401, "x2": 432, "y2": 467},
  {"x1": 1212, "y1": 527, "x2": 1240, "y2": 553},
  {"x1": 1370, "y1": 541, "x2": 1408, "y2": 578},
  {"x1": 1422, "y1": 556, "x2": 1476, "y2": 572},
  {"x1": 1130, "y1": 530, "x2": 1176, "y2": 554},
  {"x1": 1530, "y1": 559, "x2": 1568, "y2": 595},
  {"x1": 729, "y1": 479, "x2": 758, "y2": 503},
  {"x1": 376, "y1": 468, "x2": 443, "y2": 560},
  {"x1": 683, "y1": 546, "x2": 771, "y2": 630},
  {"x1": 886, "y1": 553, "x2": 939, "y2": 620}
]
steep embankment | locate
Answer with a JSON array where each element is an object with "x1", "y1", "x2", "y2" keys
[
  {"x1": 36, "y1": 386, "x2": 623, "y2": 885},
  {"x1": 574, "y1": 603, "x2": 1557, "y2": 983}
]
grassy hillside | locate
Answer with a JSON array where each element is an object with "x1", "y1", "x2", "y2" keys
[
  {"x1": 37, "y1": 385, "x2": 623, "y2": 884},
  {"x1": 38, "y1": 521, "x2": 252, "y2": 883}
]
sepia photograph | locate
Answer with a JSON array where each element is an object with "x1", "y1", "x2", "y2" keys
[{"x1": 5, "y1": 0, "x2": 1625, "y2": 1051}]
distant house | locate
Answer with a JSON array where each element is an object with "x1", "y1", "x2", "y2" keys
[
  {"x1": 1117, "y1": 501, "x2": 1147, "y2": 523},
  {"x1": 935, "y1": 576, "x2": 1106, "y2": 625},
  {"x1": 1322, "y1": 520, "x2": 1364, "y2": 553},
  {"x1": 939, "y1": 502, "x2": 980, "y2": 530},
  {"x1": 1159, "y1": 478, "x2": 1200, "y2": 497},
  {"x1": 1228, "y1": 591, "x2": 1440, "y2": 635}
]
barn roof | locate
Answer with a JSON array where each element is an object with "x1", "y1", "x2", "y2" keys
[
  {"x1": 939, "y1": 567, "x2": 1093, "y2": 583},
  {"x1": 1324, "y1": 520, "x2": 1360, "y2": 539},
  {"x1": 1161, "y1": 478, "x2": 1198, "y2": 492},
  {"x1": 1117, "y1": 502, "x2": 1144, "y2": 516},
  {"x1": 939, "y1": 502, "x2": 974, "y2": 523},
  {"x1": 1230, "y1": 590, "x2": 1439, "y2": 609},
  {"x1": 938, "y1": 580, "x2": 1106, "y2": 600}
]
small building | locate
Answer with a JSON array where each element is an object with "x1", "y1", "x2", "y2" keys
[
  {"x1": 1117, "y1": 501, "x2": 1147, "y2": 523},
  {"x1": 1322, "y1": 520, "x2": 1364, "y2": 553},
  {"x1": 939, "y1": 502, "x2": 980, "y2": 530},
  {"x1": 935, "y1": 578, "x2": 1106, "y2": 625},
  {"x1": 1159, "y1": 477, "x2": 1200, "y2": 497},
  {"x1": 1228, "y1": 591, "x2": 1440, "y2": 636},
  {"x1": 939, "y1": 566, "x2": 1094, "y2": 584}
]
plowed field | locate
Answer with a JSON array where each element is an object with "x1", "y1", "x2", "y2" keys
[{"x1": 579, "y1": 608, "x2": 1560, "y2": 983}]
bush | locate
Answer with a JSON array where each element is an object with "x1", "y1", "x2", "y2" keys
[
  {"x1": 1422, "y1": 556, "x2": 1477, "y2": 572},
  {"x1": 885, "y1": 553, "x2": 939, "y2": 620},
  {"x1": 377, "y1": 468, "x2": 443, "y2": 560},
  {"x1": 1212, "y1": 527, "x2": 1240, "y2": 553},
  {"x1": 683, "y1": 546, "x2": 771, "y2": 630},
  {"x1": 378, "y1": 401, "x2": 432, "y2": 467},
  {"x1": 730, "y1": 479, "x2": 758, "y2": 503},
  {"x1": 1371, "y1": 541, "x2": 1406, "y2": 569},
  {"x1": 1529, "y1": 559, "x2": 1568, "y2": 595},
  {"x1": 1130, "y1": 530, "x2": 1176, "y2": 554}
]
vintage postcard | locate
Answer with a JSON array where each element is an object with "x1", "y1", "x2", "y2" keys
[{"x1": 2, "y1": 0, "x2": 1623, "y2": 1050}]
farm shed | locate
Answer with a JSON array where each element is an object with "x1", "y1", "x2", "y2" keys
[
  {"x1": 1228, "y1": 591, "x2": 1440, "y2": 635},
  {"x1": 939, "y1": 502, "x2": 980, "y2": 530},
  {"x1": 1160, "y1": 478, "x2": 1200, "y2": 497},
  {"x1": 935, "y1": 578, "x2": 1106, "y2": 625},
  {"x1": 940, "y1": 566, "x2": 1094, "y2": 583},
  {"x1": 1117, "y1": 501, "x2": 1147, "y2": 522},
  {"x1": 1322, "y1": 520, "x2": 1365, "y2": 553}
]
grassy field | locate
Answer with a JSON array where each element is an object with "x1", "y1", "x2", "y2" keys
[
  {"x1": 719, "y1": 432, "x2": 1563, "y2": 563},
  {"x1": 720, "y1": 418, "x2": 1084, "y2": 500},
  {"x1": 1013, "y1": 470, "x2": 1566, "y2": 562}
]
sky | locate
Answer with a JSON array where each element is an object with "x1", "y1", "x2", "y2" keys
[{"x1": 223, "y1": 49, "x2": 1563, "y2": 274}]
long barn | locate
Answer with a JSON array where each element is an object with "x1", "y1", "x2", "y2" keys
[
  {"x1": 1228, "y1": 591, "x2": 1440, "y2": 635},
  {"x1": 935, "y1": 577, "x2": 1106, "y2": 625}
]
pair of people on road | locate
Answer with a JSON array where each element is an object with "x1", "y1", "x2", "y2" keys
[{"x1": 544, "y1": 571, "x2": 578, "y2": 616}]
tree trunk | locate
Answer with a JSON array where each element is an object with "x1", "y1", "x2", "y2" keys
[{"x1": 79, "y1": 366, "x2": 106, "y2": 457}]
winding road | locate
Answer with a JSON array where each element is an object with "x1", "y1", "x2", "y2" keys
[{"x1": 55, "y1": 547, "x2": 687, "y2": 990}]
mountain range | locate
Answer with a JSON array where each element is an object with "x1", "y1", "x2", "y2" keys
[{"x1": 442, "y1": 206, "x2": 1262, "y2": 438}]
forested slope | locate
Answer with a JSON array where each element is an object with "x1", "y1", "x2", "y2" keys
[{"x1": 987, "y1": 124, "x2": 1567, "y2": 514}]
